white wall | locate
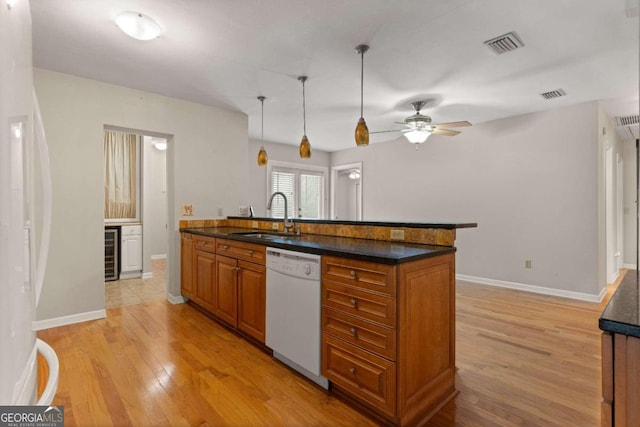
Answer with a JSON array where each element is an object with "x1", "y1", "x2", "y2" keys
[
  {"x1": 34, "y1": 69, "x2": 248, "y2": 323},
  {"x1": 331, "y1": 101, "x2": 604, "y2": 298},
  {"x1": 623, "y1": 139, "x2": 638, "y2": 267},
  {"x1": 246, "y1": 139, "x2": 330, "y2": 217},
  {"x1": 143, "y1": 136, "x2": 167, "y2": 274}
]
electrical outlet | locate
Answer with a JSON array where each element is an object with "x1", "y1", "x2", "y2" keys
[
  {"x1": 272, "y1": 222, "x2": 279, "y2": 230},
  {"x1": 390, "y1": 229, "x2": 405, "y2": 240},
  {"x1": 182, "y1": 204, "x2": 193, "y2": 216},
  {"x1": 252, "y1": 221, "x2": 259, "y2": 229},
  {"x1": 217, "y1": 207, "x2": 223, "y2": 216},
  {"x1": 525, "y1": 259, "x2": 532, "y2": 269}
]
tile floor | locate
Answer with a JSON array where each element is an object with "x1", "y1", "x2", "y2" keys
[{"x1": 104, "y1": 258, "x2": 166, "y2": 308}]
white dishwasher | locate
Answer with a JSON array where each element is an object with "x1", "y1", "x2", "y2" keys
[{"x1": 266, "y1": 247, "x2": 328, "y2": 389}]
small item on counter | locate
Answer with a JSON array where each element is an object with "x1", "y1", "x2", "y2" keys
[{"x1": 249, "y1": 206, "x2": 255, "y2": 217}]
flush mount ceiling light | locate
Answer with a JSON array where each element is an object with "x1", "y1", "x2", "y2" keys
[
  {"x1": 348, "y1": 169, "x2": 361, "y2": 180},
  {"x1": 298, "y1": 76, "x2": 311, "y2": 159},
  {"x1": 115, "y1": 11, "x2": 162, "y2": 41},
  {"x1": 257, "y1": 96, "x2": 268, "y2": 166},
  {"x1": 354, "y1": 44, "x2": 370, "y2": 147}
]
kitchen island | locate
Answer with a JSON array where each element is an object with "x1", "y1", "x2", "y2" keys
[
  {"x1": 599, "y1": 272, "x2": 640, "y2": 426},
  {"x1": 180, "y1": 217, "x2": 476, "y2": 426}
]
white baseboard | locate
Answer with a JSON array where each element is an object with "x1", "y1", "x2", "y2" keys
[
  {"x1": 167, "y1": 293, "x2": 187, "y2": 304},
  {"x1": 119, "y1": 271, "x2": 141, "y2": 280},
  {"x1": 608, "y1": 270, "x2": 620, "y2": 285},
  {"x1": 33, "y1": 309, "x2": 106, "y2": 331},
  {"x1": 142, "y1": 272, "x2": 153, "y2": 279},
  {"x1": 456, "y1": 274, "x2": 605, "y2": 303},
  {"x1": 151, "y1": 254, "x2": 167, "y2": 260},
  {"x1": 623, "y1": 263, "x2": 637, "y2": 270}
]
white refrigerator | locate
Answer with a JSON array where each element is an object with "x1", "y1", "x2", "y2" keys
[{"x1": 1, "y1": 0, "x2": 58, "y2": 406}]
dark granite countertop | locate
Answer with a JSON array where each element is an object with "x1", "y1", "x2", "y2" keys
[
  {"x1": 181, "y1": 227, "x2": 455, "y2": 265},
  {"x1": 227, "y1": 216, "x2": 477, "y2": 230},
  {"x1": 599, "y1": 273, "x2": 640, "y2": 338}
]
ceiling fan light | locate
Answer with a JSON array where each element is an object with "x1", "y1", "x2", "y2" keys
[
  {"x1": 299, "y1": 135, "x2": 311, "y2": 158},
  {"x1": 115, "y1": 11, "x2": 161, "y2": 41},
  {"x1": 404, "y1": 129, "x2": 430, "y2": 144},
  {"x1": 355, "y1": 117, "x2": 369, "y2": 147}
]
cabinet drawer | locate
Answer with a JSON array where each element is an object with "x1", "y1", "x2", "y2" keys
[
  {"x1": 217, "y1": 238, "x2": 265, "y2": 264},
  {"x1": 121, "y1": 224, "x2": 142, "y2": 235},
  {"x1": 322, "y1": 335, "x2": 396, "y2": 417},
  {"x1": 323, "y1": 308, "x2": 396, "y2": 361},
  {"x1": 194, "y1": 235, "x2": 217, "y2": 253},
  {"x1": 323, "y1": 283, "x2": 396, "y2": 327},
  {"x1": 323, "y1": 256, "x2": 396, "y2": 296}
]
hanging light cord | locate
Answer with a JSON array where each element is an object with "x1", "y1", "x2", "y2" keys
[
  {"x1": 260, "y1": 97, "x2": 264, "y2": 142},
  {"x1": 302, "y1": 78, "x2": 307, "y2": 135},
  {"x1": 360, "y1": 49, "x2": 364, "y2": 118}
]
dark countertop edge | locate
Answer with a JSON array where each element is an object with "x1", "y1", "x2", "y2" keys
[
  {"x1": 226, "y1": 216, "x2": 477, "y2": 230},
  {"x1": 182, "y1": 227, "x2": 456, "y2": 265},
  {"x1": 599, "y1": 318, "x2": 640, "y2": 338},
  {"x1": 599, "y1": 272, "x2": 640, "y2": 338}
]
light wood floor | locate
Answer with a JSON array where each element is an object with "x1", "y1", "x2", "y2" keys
[{"x1": 38, "y1": 272, "x2": 621, "y2": 426}]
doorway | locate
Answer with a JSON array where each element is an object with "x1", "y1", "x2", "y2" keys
[
  {"x1": 103, "y1": 127, "x2": 170, "y2": 308},
  {"x1": 330, "y1": 162, "x2": 363, "y2": 221}
]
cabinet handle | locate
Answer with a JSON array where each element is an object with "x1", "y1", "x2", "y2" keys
[
  {"x1": 234, "y1": 267, "x2": 241, "y2": 272},
  {"x1": 350, "y1": 327, "x2": 357, "y2": 337},
  {"x1": 349, "y1": 367, "x2": 356, "y2": 375},
  {"x1": 223, "y1": 245, "x2": 229, "y2": 250},
  {"x1": 350, "y1": 298, "x2": 357, "y2": 307},
  {"x1": 248, "y1": 250, "x2": 254, "y2": 256},
  {"x1": 349, "y1": 270, "x2": 356, "y2": 277}
]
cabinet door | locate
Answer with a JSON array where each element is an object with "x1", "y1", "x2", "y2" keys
[
  {"x1": 121, "y1": 234, "x2": 142, "y2": 273},
  {"x1": 215, "y1": 255, "x2": 238, "y2": 327},
  {"x1": 180, "y1": 233, "x2": 195, "y2": 298},
  {"x1": 195, "y1": 249, "x2": 216, "y2": 312},
  {"x1": 237, "y1": 260, "x2": 266, "y2": 343}
]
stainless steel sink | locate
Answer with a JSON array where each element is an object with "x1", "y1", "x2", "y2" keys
[{"x1": 231, "y1": 231, "x2": 286, "y2": 240}]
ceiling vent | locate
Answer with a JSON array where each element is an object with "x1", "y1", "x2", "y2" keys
[
  {"x1": 484, "y1": 31, "x2": 525, "y2": 55},
  {"x1": 539, "y1": 89, "x2": 566, "y2": 100},
  {"x1": 614, "y1": 114, "x2": 639, "y2": 127}
]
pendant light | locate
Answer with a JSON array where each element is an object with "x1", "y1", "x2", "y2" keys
[
  {"x1": 354, "y1": 44, "x2": 370, "y2": 147},
  {"x1": 298, "y1": 76, "x2": 311, "y2": 158},
  {"x1": 257, "y1": 96, "x2": 268, "y2": 166}
]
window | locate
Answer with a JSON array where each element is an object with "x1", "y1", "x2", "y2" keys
[
  {"x1": 104, "y1": 129, "x2": 140, "y2": 221},
  {"x1": 267, "y1": 162, "x2": 327, "y2": 219}
]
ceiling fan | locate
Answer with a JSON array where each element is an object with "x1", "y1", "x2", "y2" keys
[{"x1": 371, "y1": 100, "x2": 472, "y2": 146}]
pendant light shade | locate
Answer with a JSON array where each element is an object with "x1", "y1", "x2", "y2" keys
[
  {"x1": 298, "y1": 76, "x2": 311, "y2": 159},
  {"x1": 257, "y1": 96, "x2": 268, "y2": 166},
  {"x1": 355, "y1": 44, "x2": 370, "y2": 147}
]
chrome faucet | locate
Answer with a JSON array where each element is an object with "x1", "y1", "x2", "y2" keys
[{"x1": 267, "y1": 191, "x2": 293, "y2": 233}]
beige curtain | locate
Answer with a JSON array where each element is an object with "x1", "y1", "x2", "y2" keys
[{"x1": 104, "y1": 131, "x2": 137, "y2": 219}]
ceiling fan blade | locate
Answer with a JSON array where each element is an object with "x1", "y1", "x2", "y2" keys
[
  {"x1": 431, "y1": 121, "x2": 472, "y2": 128},
  {"x1": 370, "y1": 129, "x2": 402, "y2": 134},
  {"x1": 431, "y1": 128, "x2": 461, "y2": 136}
]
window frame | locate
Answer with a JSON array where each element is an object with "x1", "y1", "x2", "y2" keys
[{"x1": 266, "y1": 160, "x2": 328, "y2": 220}]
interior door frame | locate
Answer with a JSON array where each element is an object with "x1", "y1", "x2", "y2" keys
[{"x1": 330, "y1": 162, "x2": 363, "y2": 221}]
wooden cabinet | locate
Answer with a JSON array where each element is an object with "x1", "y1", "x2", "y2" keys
[
  {"x1": 180, "y1": 233, "x2": 195, "y2": 298},
  {"x1": 601, "y1": 331, "x2": 640, "y2": 426},
  {"x1": 181, "y1": 233, "x2": 266, "y2": 344},
  {"x1": 214, "y1": 255, "x2": 239, "y2": 326},
  {"x1": 237, "y1": 260, "x2": 266, "y2": 343},
  {"x1": 321, "y1": 254, "x2": 456, "y2": 426}
]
